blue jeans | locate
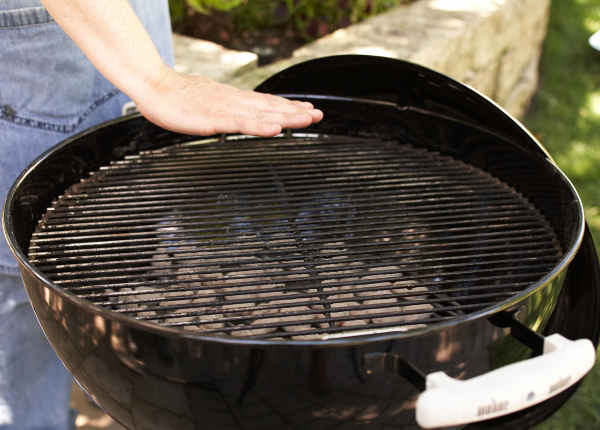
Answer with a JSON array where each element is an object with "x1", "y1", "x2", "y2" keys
[{"x1": 0, "y1": 2, "x2": 173, "y2": 428}]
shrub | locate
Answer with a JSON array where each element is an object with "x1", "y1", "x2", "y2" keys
[{"x1": 171, "y1": 0, "x2": 411, "y2": 40}]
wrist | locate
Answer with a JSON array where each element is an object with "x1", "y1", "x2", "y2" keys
[{"x1": 129, "y1": 61, "x2": 173, "y2": 106}]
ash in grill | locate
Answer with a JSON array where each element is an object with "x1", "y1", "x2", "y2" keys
[{"x1": 28, "y1": 134, "x2": 563, "y2": 340}]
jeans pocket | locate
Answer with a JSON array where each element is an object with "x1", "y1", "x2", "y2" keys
[{"x1": 0, "y1": 6, "x2": 116, "y2": 134}]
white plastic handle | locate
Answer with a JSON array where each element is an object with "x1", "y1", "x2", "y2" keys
[
  {"x1": 590, "y1": 30, "x2": 600, "y2": 51},
  {"x1": 415, "y1": 334, "x2": 596, "y2": 429}
]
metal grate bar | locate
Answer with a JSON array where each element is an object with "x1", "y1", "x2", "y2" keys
[
  {"x1": 46, "y1": 256, "x2": 556, "y2": 285},
  {"x1": 51, "y1": 184, "x2": 507, "y2": 214},
  {"x1": 95, "y1": 157, "x2": 470, "y2": 179},
  {"x1": 29, "y1": 237, "x2": 557, "y2": 268},
  {"x1": 28, "y1": 228, "x2": 554, "y2": 258},
  {"x1": 31, "y1": 207, "x2": 538, "y2": 233},
  {"x1": 84, "y1": 281, "x2": 530, "y2": 304},
  {"x1": 106, "y1": 281, "x2": 543, "y2": 315},
  {"x1": 47, "y1": 182, "x2": 513, "y2": 216},
  {"x1": 98, "y1": 146, "x2": 458, "y2": 174},
  {"x1": 31, "y1": 214, "x2": 548, "y2": 245},
  {"x1": 30, "y1": 230, "x2": 556, "y2": 270},
  {"x1": 36, "y1": 198, "x2": 528, "y2": 226},
  {"x1": 168, "y1": 302, "x2": 499, "y2": 336},
  {"x1": 42, "y1": 249, "x2": 557, "y2": 280},
  {"x1": 34, "y1": 205, "x2": 541, "y2": 237},
  {"x1": 60, "y1": 266, "x2": 552, "y2": 292},
  {"x1": 33, "y1": 240, "x2": 557, "y2": 272},
  {"x1": 139, "y1": 297, "x2": 509, "y2": 325},
  {"x1": 72, "y1": 171, "x2": 489, "y2": 196},
  {"x1": 35, "y1": 231, "x2": 556, "y2": 278}
]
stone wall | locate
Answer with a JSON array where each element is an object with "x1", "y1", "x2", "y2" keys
[{"x1": 175, "y1": 0, "x2": 551, "y2": 119}]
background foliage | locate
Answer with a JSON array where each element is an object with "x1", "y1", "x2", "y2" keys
[
  {"x1": 170, "y1": 0, "x2": 410, "y2": 39},
  {"x1": 527, "y1": 0, "x2": 600, "y2": 427}
]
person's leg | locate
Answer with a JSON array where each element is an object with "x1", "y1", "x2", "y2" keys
[{"x1": 0, "y1": 273, "x2": 72, "y2": 430}]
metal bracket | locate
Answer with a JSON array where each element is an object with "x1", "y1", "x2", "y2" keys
[
  {"x1": 362, "y1": 352, "x2": 426, "y2": 391},
  {"x1": 489, "y1": 311, "x2": 545, "y2": 356}
]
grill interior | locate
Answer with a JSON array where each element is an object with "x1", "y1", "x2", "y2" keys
[{"x1": 28, "y1": 134, "x2": 563, "y2": 340}]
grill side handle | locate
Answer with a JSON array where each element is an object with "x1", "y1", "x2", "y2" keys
[
  {"x1": 363, "y1": 314, "x2": 596, "y2": 429},
  {"x1": 415, "y1": 334, "x2": 594, "y2": 428}
]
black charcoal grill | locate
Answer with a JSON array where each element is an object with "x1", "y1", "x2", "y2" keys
[{"x1": 4, "y1": 56, "x2": 600, "y2": 429}]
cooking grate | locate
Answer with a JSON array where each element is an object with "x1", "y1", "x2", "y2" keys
[{"x1": 28, "y1": 134, "x2": 563, "y2": 340}]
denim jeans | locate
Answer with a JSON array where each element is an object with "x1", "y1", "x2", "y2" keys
[{"x1": 0, "y1": 2, "x2": 173, "y2": 428}]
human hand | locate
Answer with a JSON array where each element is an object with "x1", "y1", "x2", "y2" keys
[{"x1": 135, "y1": 68, "x2": 323, "y2": 137}]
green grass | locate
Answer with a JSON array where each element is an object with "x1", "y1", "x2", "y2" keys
[
  {"x1": 526, "y1": 0, "x2": 600, "y2": 428},
  {"x1": 525, "y1": 0, "x2": 600, "y2": 242}
]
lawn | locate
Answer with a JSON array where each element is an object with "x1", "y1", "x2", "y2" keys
[{"x1": 526, "y1": 0, "x2": 600, "y2": 428}]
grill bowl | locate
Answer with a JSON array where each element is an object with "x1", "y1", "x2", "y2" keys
[{"x1": 4, "y1": 56, "x2": 600, "y2": 429}]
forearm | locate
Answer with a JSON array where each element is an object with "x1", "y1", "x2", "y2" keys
[{"x1": 40, "y1": 0, "x2": 168, "y2": 104}]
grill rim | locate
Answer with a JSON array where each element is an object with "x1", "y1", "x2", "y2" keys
[{"x1": 3, "y1": 121, "x2": 586, "y2": 347}]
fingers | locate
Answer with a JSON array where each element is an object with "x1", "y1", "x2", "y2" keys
[
  {"x1": 295, "y1": 101, "x2": 314, "y2": 109},
  {"x1": 216, "y1": 89, "x2": 322, "y2": 136},
  {"x1": 237, "y1": 90, "x2": 322, "y2": 119},
  {"x1": 258, "y1": 111, "x2": 313, "y2": 129},
  {"x1": 207, "y1": 115, "x2": 281, "y2": 137},
  {"x1": 246, "y1": 91, "x2": 304, "y2": 112},
  {"x1": 214, "y1": 108, "x2": 321, "y2": 137},
  {"x1": 262, "y1": 97, "x2": 323, "y2": 124},
  {"x1": 271, "y1": 97, "x2": 323, "y2": 123},
  {"x1": 307, "y1": 108, "x2": 324, "y2": 122},
  {"x1": 223, "y1": 109, "x2": 314, "y2": 137}
]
